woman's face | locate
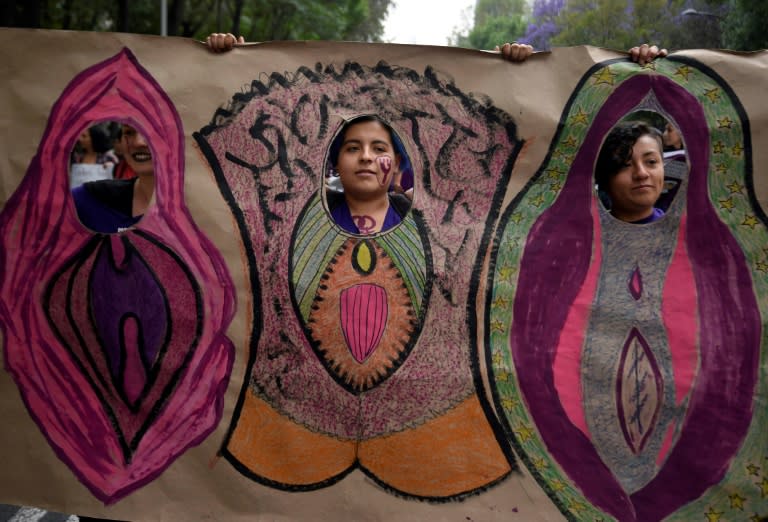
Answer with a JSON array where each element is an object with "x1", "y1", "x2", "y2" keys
[
  {"x1": 121, "y1": 125, "x2": 154, "y2": 177},
  {"x1": 336, "y1": 120, "x2": 399, "y2": 200},
  {"x1": 78, "y1": 130, "x2": 92, "y2": 150},
  {"x1": 607, "y1": 134, "x2": 664, "y2": 221},
  {"x1": 663, "y1": 123, "x2": 682, "y2": 150}
]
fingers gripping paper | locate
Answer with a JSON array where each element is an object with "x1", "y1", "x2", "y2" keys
[{"x1": 0, "y1": 29, "x2": 766, "y2": 522}]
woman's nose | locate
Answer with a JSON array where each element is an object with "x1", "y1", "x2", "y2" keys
[
  {"x1": 360, "y1": 146, "x2": 374, "y2": 161},
  {"x1": 633, "y1": 163, "x2": 649, "y2": 179}
]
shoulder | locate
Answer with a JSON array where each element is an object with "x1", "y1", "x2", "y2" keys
[
  {"x1": 388, "y1": 193, "x2": 411, "y2": 217},
  {"x1": 326, "y1": 190, "x2": 345, "y2": 211},
  {"x1": 82, "y1": 178, "x2": 135, "y2": 199}
]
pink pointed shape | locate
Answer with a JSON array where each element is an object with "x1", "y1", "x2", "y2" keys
[
  {"x1": 628, "y1": 265, "x2": 643, "y2": 300},
  {"x1": 0, "y1": 49, "x2": 235, "y2": 503},
  {"x1": 340, "y1": 284, "x2": 388, "y2": 363},
  {"x1": 121, "y1": 316, "x2": 146, "y2": 406}
]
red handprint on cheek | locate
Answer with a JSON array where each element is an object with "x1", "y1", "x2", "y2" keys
[{"x1": 377, "y1": 155, "x2": 392, "y2": 187}]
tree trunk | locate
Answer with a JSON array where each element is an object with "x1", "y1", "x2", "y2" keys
[
  {"x1": 168, "y1": 0, "x2": 185, "y2": 36},
  {"x1": 117, "y1": 0, "x2": 130, "y2": 32},
  {"x1": 17, "y1": 0, "x2": 42, "y2": 28},
  {"x1": 230, "y1": 0, "x2": 245, "y2": 36}
]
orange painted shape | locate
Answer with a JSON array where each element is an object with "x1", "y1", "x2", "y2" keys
[
  {"x1": 227, "y1": 392, "x2": 356, "y2": 486},
  {"x1": 358, "y1": 394, "x2": 510, "y2": 497},
  {"x1": 310, "y1": 238, "x2": 415, "y2": 392}
]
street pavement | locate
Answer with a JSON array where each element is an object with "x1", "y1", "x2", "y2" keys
[{"x1": 0, "y1": 505, "x2": 77, "y2": 522}]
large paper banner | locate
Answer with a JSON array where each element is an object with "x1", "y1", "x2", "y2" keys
[{"x1": 0, "y1": 29, "x2": 766, "y2": 521}]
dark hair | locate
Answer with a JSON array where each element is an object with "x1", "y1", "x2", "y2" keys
[
  {"x1": 328, "y1": 115, "x2": 410, "y2": 172},
  {"x1": 108, "y1": 120, "x2": 123, "y2": 142},
  {"x1": 86, "y1": 124, "x2": 114, "y2": 154},
  {"x1": 595, "y1": 121, "x2": 663, "y2": 191}
]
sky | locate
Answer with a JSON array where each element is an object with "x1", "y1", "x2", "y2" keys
[{"x1": 382, "y1": 0, "x2": 476, "y2": 46}]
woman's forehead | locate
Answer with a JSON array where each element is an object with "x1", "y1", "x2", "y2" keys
[
  {"x1": 344, "y1": 120, "x2": 391, "y2": 141},
  {"x1": 635, "y1": 134, "x2": 663, "y2": 153}
]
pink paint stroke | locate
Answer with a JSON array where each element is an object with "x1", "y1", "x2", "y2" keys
[
  {"x1": 340, "y1": 284, "x2": 388, "y2": 363},
  {"x1": 552, "y1": 197, "x2": 602, "y2": 439},
  {"x1": 661, "y1": 214, "x2": 699, "y2": 408}
]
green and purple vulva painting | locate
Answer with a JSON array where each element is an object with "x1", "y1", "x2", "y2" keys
[{"x1": 488, "y1": 58, "x2": 765, "y2": 521}]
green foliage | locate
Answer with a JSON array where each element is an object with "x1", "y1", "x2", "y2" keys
[
  {"x1": 236, "y1": 0, "x2": 384, "y2": 41},
  {"x1": 466, "y1": 15, "x2": 528, "y2": 50},
  {"x1": 551, "y1": 0, "x2": 682, "y2": 50},
  {"x1": 453, "y1": 0, "x2": 529, "y2": 50},
  {"x1": 722, "y1": 0, "x2": 768, "y2": 51},
  {"x1": 535, "y1": 0, "x2": 763, "y2": 52},
  {"x1": 474, "y1": 0, "x2": 527, "y2": 26},
  {"x1": 0, "y1": 0, "x2": 392, "y2": 42}
]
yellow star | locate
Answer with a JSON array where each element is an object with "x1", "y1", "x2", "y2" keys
[
  {"x1": 510, "y1": 212, "x2": 524, "y2": 224},
  {"x1": 718, "y1": 116, "x2": 734, "y2": 129},
  {"x1": 705, "y1": 506, "x2": 724, "y2": 522},
  {"x1": 515, "y1": 424, "x2": 535, "y2": 443},
  {"x1": 550, "y1": 478, "x2": 566, "y2": 492},
  {"x1": 593, "y1": 67, "x2": 617, "y2": 86},
  {"x1": 727, "y1": 181, "x2": 744, "y2": 194},
  {"x1": 550, "y1": 181, "x2": 563, "y2": 192},
  {"x1": 714, "y1": 162, "x2": 728, "y2": 174},
  {"x1": 759, "y1": 476, "x2": 768, "y2": 497},
  {"x1": 704, "y1": 88, "x2": 722, "y2": 103},
  {"x1": 742, "y1": 214, "x2": 759, "y2": 229},
  {"x1": 491, "y1": 351, "x2": 504, "y2": 366},
  {"x1": 755, "y1": 261, "x2": 768, "y2": 274},
  {"x1": 501, "y1": 396, "x2": 519, "y2": 410},
  {"x1": 563, "y1": 135, "x2": 579, "y2": 149},
  {"x1": 493, "y1": 295, "x2": 510, "y2": 308},
  {"x1": 568, "y1": 499, "x2": 588, "y2": 514},
  {"x1": 570, "y1": 107, "x2": 591, "y2": 126},
  {"x1": 729, "y1": 493, "x2": 747, "y2": 510},
  {"x1": 731, "y1": 143, "x2": 744, "y2": 156},
  {"x1": 532, "y1": 456, "x2": 547, "y2": 470},
  {"x1": 674, "y1": 64, "x2": 692, "y2": 81},
  {"x1": 495, "y1": 370, "x2": 511, "y2": 382},
  {"x1": 490, "y1": 318, "x2": 506, "y2": 333},
  {"x1": 746, "y1": 463, "x2": 760, "y2": 476},
  {"x1": 498, "y1": 266, "x2": 517, "y2": 283},
  {"x1": 556, "y1": 152, "x2": 572, "y2": 164},
  {"x1": 719, "y1": 197, "x2": 735, "y2": 211},
  {"x1": 713, "y1": 141, "x2": 725, "y2": 154},
  {"x1": 531, "y1": 193, "x2": 546, "y2": 208},
  {"x1": 547, "y1": 166, "x2": 563, "y2": 180}
]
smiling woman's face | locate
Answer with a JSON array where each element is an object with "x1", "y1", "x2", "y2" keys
[
  {"x1": 606, "y1": 134, "x2": 664, "y2": 222},
  {"x1": 121, "y1": 124, "x2": 154, "y2": 177},
  {"x1": 336, "y1": 120, "x2": 398, "y2": 201}
]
